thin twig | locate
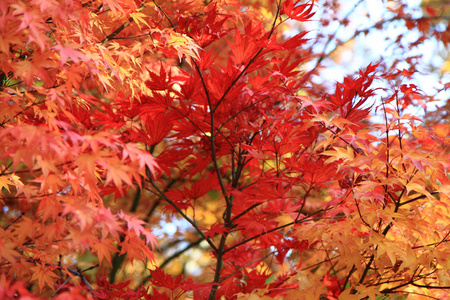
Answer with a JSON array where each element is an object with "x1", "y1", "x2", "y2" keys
[
  {"x1": 141, "y1": 238, "x2": 204, "y2": 286},
  {"x1": 50, "y1": 277, "x2": 71, "y2": 299},
  {"x1": 211, "y1": 0, "x2": 281, "y2": 114},
  {"x1": 224, "y1": 207, "x2": 333, "y2": 254},
  {"x1": 147, "y1": 183, "x2": 217, "y2": 252},
  {"x1": 218, "y1": 251, "x2": 275, "y2": 284},
  {"x1": 3, "y1": 212, "x2": 24, "y2": 230}
]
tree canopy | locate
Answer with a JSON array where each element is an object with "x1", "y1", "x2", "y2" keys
[{"x1": 0, "y1": 0, "x2": 449, "y2": 299}]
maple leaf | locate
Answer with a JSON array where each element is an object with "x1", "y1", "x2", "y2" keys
[
  {"x1": 280, "y1": 31, "x2": 310, "y2": 50},
  {"x1": 292, "y1": 156, "x2": 338, "y2": 186},
  {"x1": 149, "y1": 267, "x2": 183, "y2": 290},
  {"x1": 184, "y1": 175, "x2": 218, "y2": 200},
  {"x1": 94, "y1": 208, "x2": 122, "y2": 240},
  {"x1": 119, "y1": 233, "x2": 154, "y2": 263},
  {"x1": 181, "y1": 6, "x2": 231, "y2": 48},
  {"x1": 119, "y1": 211, "x2": 146, "y2": 236},
  {"x1": 14, "y1": 52, "x2": 56, "y2": 86},
  {"x1": 167, "y1": 31, "x2": 202, "y2": 66},
  {"x1": 141, "y1": 112, "x2": 174, "y2": 146},
  {"x1": 163, "y1": 188, "x2": 193, "y2": 213},
  {"x1": 0, "y1": 176, "x2": 13, "y2": 193},
  {"x1": 228, "y1": 28, "x2": 259, "y2": 65},
  {"x1": 100, "y1": 0, "x2": 131, "y2": 17},
  {"x1": 282, "y1": 0, "x2": 315, "y2": 22},
  {"x1": 53, "y1": 43, "x2": 87, "y2": 65},
  {"x1": 91, "y1": 238, "x2": 117, "y2": 266},
  {"x1": 146, "y1": 63, "x2": 172, "y2": 91},
  {"x1": 118, "y1": 211, "x2": 158, "y2": 248},
  {"x1": 103, "y1": 158, "x2": 134, "y2": 188},
  {"x1": 121, "y1": 143, "x2": 158, "y2": 177},
  {"x1": 322, "y1": 146, "x2": 355, "y2": 164},
  {"x1": 11, "y1": 2, "x2": 49, "y2": 51},
  {"x1": 129, "y1": 12, "x2": 150, "y2": 30},
  {"x1": 30, "y1": 263, "x2": 59, "y2": 292},
  {"x1": 203, "y1": 222, "x2": 230, "y2": 239},
  {"x1": 355, "y1": 284, "x2": 381, "y2": 300},
  {"x1": 242, "y1": 268, "x2": 272, "y2": 293},
  {"x1": 97, "y1": 274, "x2": 131, "y2": 291},
  {"x1": 0, "y1": 238, "x2": 21, "y2": 264},
  {"x1": 323, "y1": 272, "x2": 345, "y2": 299},
  {"x1": 0, "y1": 273, "x2": 36, "y2": 299},
  {"x1": 216, "y1": 274, "x2": 241, "y2": 298}
]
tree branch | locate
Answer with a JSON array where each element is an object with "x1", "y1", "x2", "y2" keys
[
  {"x1": 141, "y1": 238, "x2": 204, "y2": 286},
  {"x1": 3, "y1": 212, "x2": 24, "y2": 230},
  {"x1": 224, "y1": 207, "x2": 332, "y2": 254},
  {"x1": 146, "y1": 182, "x2": 217, "y2": 252}
]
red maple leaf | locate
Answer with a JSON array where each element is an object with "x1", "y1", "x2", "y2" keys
[
  {"x1": 282, "y1": 0, "x2": 315, "y2": 22},
  {"x1": 146, "y1": 63, "x2": 172, "y2": 91},
  {"x1": 203, "y1": 222, "x2": 230, "y2": 239},
  {"x1": 149, "y1": 267, "x2": 183, "y2": 290}
]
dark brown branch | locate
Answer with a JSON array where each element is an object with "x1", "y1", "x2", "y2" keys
[
  {"x1": 3, "y1": 212, "x2": 24, "y2": 230},
  {"x1": 216, "y1": 96, "x2": 270, "y2": 133},
  {"x1": 146, "y1": 183, "x2": 217, "y2": 252},
  {"x1": 411, "y1": 282, "x2": 450, "y2": 290},
  {"x1": 342, "y1": 265, "x2": 356, "y2": 292},
  {"x1": 152, "y1": 0, "x2": 174, "y2": 27},
  {"x1": 207, "y1": 4, "x2": 283, "y2": 299},
  {"x1": 224, "y1": 208, "x2": 333, "y2": 254},
  {"x1": 399, "y1": 191, "x2": 439, "y2": 207},
  {"x1": 141, "y1": 238, "x2": 204, "y2": 286},
  {"x1": 211, "y1": 0, "x2": 281, "y2": 114},
  {"x1": 218, "y1": 251, "x2": 275, "y2": 284},
  {"x1": 303, "y1": 254, "x2": 340, "y2": 271}
]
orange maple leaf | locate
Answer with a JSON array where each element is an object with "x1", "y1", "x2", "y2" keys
[
  {"x1": 91, "y1": 238, "x2": 118, "y2": 267},
  {"x1": 30, "y1": 263, "x2": 59, "y2": 292}
]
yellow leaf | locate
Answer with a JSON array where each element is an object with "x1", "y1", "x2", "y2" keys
[
  {"x1": 130, "y1": 12, "x2": 150, "y2": 30},
  {"x1": 10, "y1": 174, "x2": 23, "y2": 187},
  {"x1": 441, "y1": 60, "x2": 450, "y2": 74},
  {"x1": 404, "y1": 247, "x2": 417, "y2": 271},
  {"x1": 405, "y1": 182, "x2": 432, "y2": 199},
  {"x1": 322, "y1": 146, "x2": 354, "y2": 164},
  {"x1": 274, "y1": 214, "x2": 294, "y2": 233},
  {"x1": 0, "y1": 176, "x2": 13, "y2": 193}
]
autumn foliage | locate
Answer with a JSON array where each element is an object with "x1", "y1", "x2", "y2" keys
[{"x1": 1, "y1": 0, "x2": 450, "y2": 299}]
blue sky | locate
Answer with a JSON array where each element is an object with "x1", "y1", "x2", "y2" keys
[{"x1": 303, "y1": 0, "x2": 449, "y2": 112}]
